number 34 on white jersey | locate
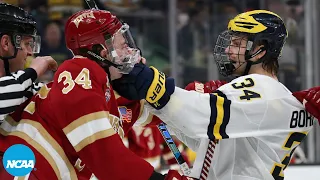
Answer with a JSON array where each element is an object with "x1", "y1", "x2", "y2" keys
[{"x1": 148, "y1": 74, "x2": 315, "y2": 180}]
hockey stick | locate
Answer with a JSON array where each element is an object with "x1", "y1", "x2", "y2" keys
[
  {"x1": 84, "y1": 0, "x2": 99, "y2": 9},
  {"x1": 157, "y1": 123, "x2": 191, "y2": 176}
]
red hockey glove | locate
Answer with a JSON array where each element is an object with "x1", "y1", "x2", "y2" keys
[
  {"x1": 204, "y1": 80, "x2": 227, "y2": 93},
  {"x1": 185, "y1": 80, "x2": 227, "y2": 93},
  {"x1": 165, "y1": 170, "x2": 195, "y2": 180},
  {"x1": 293, "y1": 86, "x2": 320, "y2": 121}
]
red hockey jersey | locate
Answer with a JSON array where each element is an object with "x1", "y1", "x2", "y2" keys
[
  {"x1": 0, "y1": 57, "x2": 154, "y2": 180},
  {"x1": 115, "y1": 96, "x2": 189, "y2": 171}
]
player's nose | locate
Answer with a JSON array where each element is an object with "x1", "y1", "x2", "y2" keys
[{"x1": 224, "y1": 46, "x2": 231, "y2": 54}]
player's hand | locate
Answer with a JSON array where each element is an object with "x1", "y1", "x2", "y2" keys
[
  {"x1": 185, "y1": 80, "x2": 226, "y2": 93},
  {"x1": 165, "y1": 170, "x2": 194, "y2": 180},
  {"x1": 29, "y1": 56, "x2": 58, "y2": 77},
  {"x1": 139, "y1": 57, "x2": 146, "y2": 64},
  {"x1": 110, "y1": 57, "x2": 147, "y2": 81},
  {"x1": 293, "y1": 86, "x2": 320, "y2": 120},
  {"x1": 204, "y1": 80, "x2": 227, "y2": 93},
  {"x1": 112, "y1": 63, "x2": 175, "y2": 109}
]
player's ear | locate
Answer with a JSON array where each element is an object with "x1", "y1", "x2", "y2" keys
[
  {"x1": 0, "y1": 35, "x2": 11, "y2": 52},
  {"x1": 100, "y1": 48, "x2": 113, "y2": 62},
  {"x1": 251, "y1": 45, "x2": 266, "y2": 62},
  {"x1": 100, "y1": 49, "x2": 107, "y2": 58}
]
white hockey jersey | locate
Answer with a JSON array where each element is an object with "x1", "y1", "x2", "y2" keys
[{"x1": 144, "y1": 74, "x2": 315, "y2": 180}]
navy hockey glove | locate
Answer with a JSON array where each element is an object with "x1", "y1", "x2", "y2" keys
[{"x1": 112, "y1": 63, "x2": 175, "y2": 109}]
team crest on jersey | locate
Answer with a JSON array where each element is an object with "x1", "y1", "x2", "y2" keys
[
  {"x1": 73, "y1": 11, "x2": 95, "y2": 28},
  {"x1": 105, "y1": 89, "x2": 111, "y2": 102},
  {"x1": 109, "y1": 114, "x2": 124, "y2": 138},
  {"x1": 119, "y1": 106, "x2": 132, "y2": 123}
]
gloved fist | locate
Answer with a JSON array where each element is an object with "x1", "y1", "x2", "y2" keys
[
  {"x1": 185, "y1": 80, "x2": 226, "y2": 93},
  {"x1": 112, "y1": 63, "x2": 175, "y2": 110},
  {"x1": 293, "y1": 86, "x2": 320, "y2": 120},
  {"x1": 204, "y1": 80, "x2": 227, "y2": 93},
  {"x1": 165, "y1": 170, "x2": 195, "y2": 180}
]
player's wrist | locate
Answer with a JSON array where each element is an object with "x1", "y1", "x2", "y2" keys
[{"x1": 146, "y1": 68, "x2": 175, "y2": 110}]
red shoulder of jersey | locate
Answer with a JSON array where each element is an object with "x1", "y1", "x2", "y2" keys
[
  {"x1": 47, "y1": 57, "x2": 115, "y2": 127},
  {"x1": 53, "y1": 57, "x2": 108, "y2": 94}
]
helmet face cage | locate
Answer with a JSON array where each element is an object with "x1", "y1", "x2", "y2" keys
[
  {"x1": 13, "y1": 33, "x2": 41, "y2": 54},
  {"x1": 213, "y1": 31, "x2": 252, "y2": 76},
  {"x1": 217, "y1": 10, "x2": 288, "y2": 77},
  {"x1": 0, "y1": 3, "x2": 40, "y2": 53},
  {"x1": 104, "y1": 23, "x2": 140, "y2": 74}
]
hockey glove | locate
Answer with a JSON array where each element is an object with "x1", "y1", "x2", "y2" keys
[
  {"x1": 293, "y1": 86, "x2": 320, "y2": 121},
  {"x1": 165, "y1": 170, "x2": 196, "y2": 180},
  {"x1": 112, "y1": 63, "x2": 175, "y2": 110},
  {"x1": 185, "y1": 80, "x2": 227, "y2": 93},
  {"x1": 204, "y1": 80, "x2": 227, "y2": 93}
]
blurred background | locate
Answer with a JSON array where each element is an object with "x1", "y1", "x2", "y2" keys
[{"x1": 3, "y1": 0, "x2": 320, "y2": 175}]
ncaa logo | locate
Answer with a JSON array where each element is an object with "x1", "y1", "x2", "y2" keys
[{"x1": 3, "y1": 144, "x2": 35, "y2": 176}]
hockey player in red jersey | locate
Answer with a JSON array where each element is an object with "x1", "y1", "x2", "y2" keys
[{"x1": 0, "y1": 9, "x2": 168, "y2": 180}]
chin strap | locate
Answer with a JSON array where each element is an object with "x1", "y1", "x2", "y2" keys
[
  {"x1": 0, "y1": 47, "x2": 18, "y2": 76},
  {"x1": 79, "y1": 48, "x2": 122, "y2": 69},
  {"x1": 242, "y1": 46, "x2": 266, "y2": 76},
  {"x1": 243, "y1": 60, "x2": 252, "y2": 76},
  {"x1": 0, "y1": 34, "x2": 20, "y2": 76},
  {"x1": 79, "y1": 48, "x2": 122, "y2": 84}
]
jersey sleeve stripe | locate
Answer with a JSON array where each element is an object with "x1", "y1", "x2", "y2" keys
[
  {"x1": 208, "y1": 94, "x2": 218, "y2": 140},
  {"x1": 216, "y1": 90, "x2": 231, "y2": 139},
  {"x1": 1, "y1": 119, "x2": 78, "y2": 179},
  {"x1": 21, "y1": 120, "x2": 77, "y2": 179},
  {"x1": 10, "y1": 131, "x2": 61, "y2": 179},
  {"x1": 74, "y1": 129, "x2": 116, "y2": 152},
  {"x1": 208, "y1": 92, "x2": 231, "y2": 140},
  {"x1": 220, "y1": 97, "x2": 231, "y2": 139},
  {"x1": 213, "y1": 95, "x2": 225, "y2": 140},
  {"x1": 5, "y1": 116, "x2": 19, "y2": 126},
  {"x1": 65, "y1": 117, "x2": 115, "y2": 152},
  {"x1": 0, "y1": 116, "x2": 19, "y2": 135},
  {"x1": 63, "y1": 111, "x2": 110, "y2": 134}
]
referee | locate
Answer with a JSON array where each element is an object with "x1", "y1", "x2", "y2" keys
[{"x1": 0, "y1": 3, "x2": 57, "y2": 122}]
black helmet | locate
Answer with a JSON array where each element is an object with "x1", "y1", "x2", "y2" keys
[
  {"x1": 0, "y1": 3, "x2": 41, "y2": 75},
  {"x1": 213, "y1": 10, "x2": 288, "y2": 76},
  {"x1": 0, "y1": 3, "x2": 37, "y2": 36}
]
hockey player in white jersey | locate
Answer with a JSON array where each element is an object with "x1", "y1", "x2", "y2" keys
[{"x1": 112, "y1": 10, "x2": 315, "y2": 180}]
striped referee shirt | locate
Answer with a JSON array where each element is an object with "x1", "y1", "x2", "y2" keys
[{"x1": 0, "y1": 68, "x2": 43, "y2": 122}]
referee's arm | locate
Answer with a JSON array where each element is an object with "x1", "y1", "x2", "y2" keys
[{"x1": 0, "y1": 68, "x2": 38, "y2": 119}]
